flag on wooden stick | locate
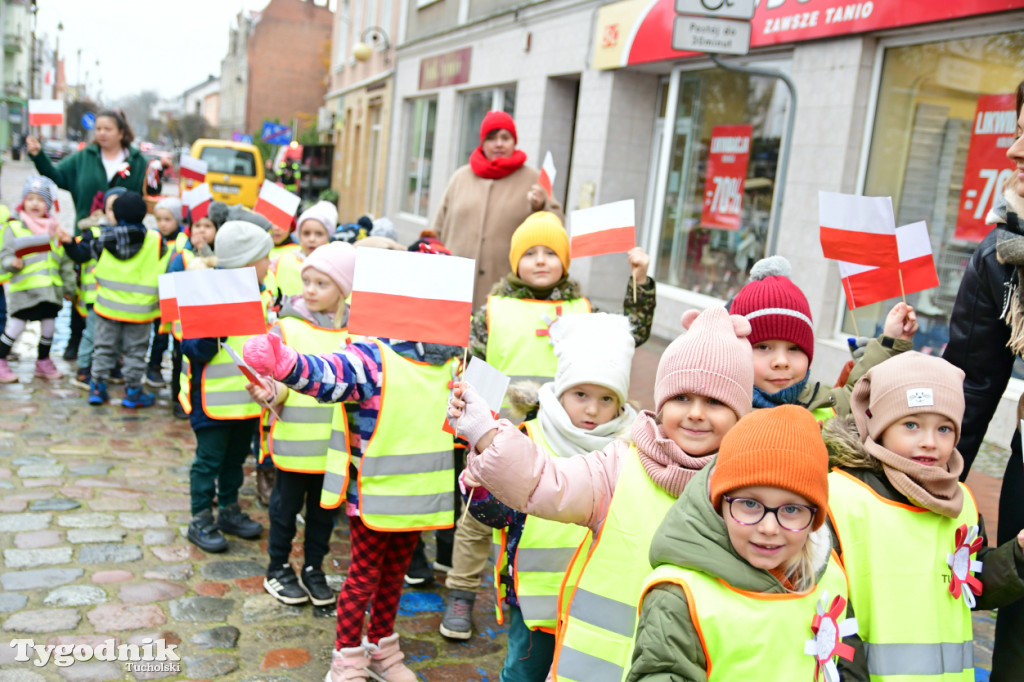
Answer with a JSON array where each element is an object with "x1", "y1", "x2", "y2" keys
[
  {"x1": 819, "y1": 191, "x2": 899, "y2": 267},
  {"x1": 570, "y1": 199, "x2": 636, "y2": 259},
  {"x1": 838, "y1": 221, "x2": 939, "y2": 309},
  {"x1": 175, "y1": 268, "x2": 266, "y2": 339},
  {"x1": 28, "y1": 100, "x2": 63, "y2": 126}
]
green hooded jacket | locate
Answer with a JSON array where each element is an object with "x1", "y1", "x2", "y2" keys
[
  {"x1": 29, "y1": 145, "x2": 147, "y2": 224},
  {"x1": 626, "y1": 463, "x2": 838, "y2": 682}
]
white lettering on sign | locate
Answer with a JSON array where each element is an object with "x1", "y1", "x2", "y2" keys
[
  {"x1": 967, "y1": 168, "x2": 1014, "y2": 220},
  {"x1": 709, "y1": 136, "x2": 750, "y2": 154},
  {"x1": 709, "y1": 176, "x2": 744, "y2": 216},
  {"x1": 824, "y1": 2, "x2": 874, "y2": 24},
  {"x1": 975, "y1": 110, "x2": 1017, "y2": 135},
  {"x1": 763, "y1": 11, "x2": 818, "y2": 34}
]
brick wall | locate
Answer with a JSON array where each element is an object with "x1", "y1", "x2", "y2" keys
[{"x1": 246, "y1": 0, "x2": 333, "y2": 137}]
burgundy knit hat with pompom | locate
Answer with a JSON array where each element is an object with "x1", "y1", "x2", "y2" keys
[{"x1": 729, "y1": 256, "x2": 815, "y2": 364}]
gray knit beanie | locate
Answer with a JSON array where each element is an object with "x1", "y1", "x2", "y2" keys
[{"x1": 215, "y1": 220, "x2": 274, "y2": 268}]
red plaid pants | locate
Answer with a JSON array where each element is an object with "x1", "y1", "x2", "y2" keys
[{"x1": 335, "y1": 514, "x2": 420, "y2": 649}]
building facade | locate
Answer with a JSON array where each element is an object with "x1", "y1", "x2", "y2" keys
[
  {"x1": 183, "y1": 75, "x2": 220, "y2": 128},
  {"x1": 217, "y1": 11, "x2": 255, "y2": 139},
  {"x1": 384, "y1": 0, "x2": 1024, "y2": 444}
]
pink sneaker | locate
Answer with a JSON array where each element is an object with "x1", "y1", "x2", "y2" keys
[
  {"x1": 34, "y1": 358, "x2": 63, "y2": 380},
  {"x1": 364, "y1": 633, "x2": 415, "y2": 682},
  {"x1": 0, "y1": 359, "x2": 17, "y2": 383},
  {"x1": 324, "y1": 646, "x2": 370, "y2": 681}
]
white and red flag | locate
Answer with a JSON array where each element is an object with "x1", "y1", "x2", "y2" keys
[
  {"x1": 538, "y1": 151, "x2": 557, "y2": 198},
  {"x1": 253, "y1": 182, "x2": 301, "y2": 231},
  {"x1": 182, "y1": 183, "x2": 213, "y2": 222},
  {"x1": 819, "y1": 191, "x2": 899, "y2": 267},
  {"x1": 175, "y1": 268, "x2": 266, "y2": 339},
  {"x1": 570, "y1": 199, "x2": 635, "y2": 259},
  {"x1": 179, "y1": 155, "x2": 208, "y2": 185},
  {"x1": 347, "y1": 249, "x2": 475, "y2": 346},
  {"x1": 12, "y1": 234, "x2": 52, "y2": 258},
  {"x1": 157, "y1": 274, "x2": 178, "y2": 325},
  {"x1": 28, "y1": 100, "x2": 63, "y2": 126},
  {"x1": 443, "y1": 357, "x2": 509, "y2": 434},
  {"x1": 838, "y1": 221, "x2": 939, "y2": 310}
]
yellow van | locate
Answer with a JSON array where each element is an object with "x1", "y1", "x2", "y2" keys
[{"x1": 188, "y1": 139, "x2": 265, "y2": 207}]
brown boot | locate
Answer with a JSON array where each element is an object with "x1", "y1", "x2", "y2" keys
[{"x1": 257, "y1": 467, "x2": 276, "y2": 507}]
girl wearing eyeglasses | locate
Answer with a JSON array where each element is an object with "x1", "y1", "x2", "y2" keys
[{"x1": 628, "y1": 404, "x2": 853, "y2": 681}]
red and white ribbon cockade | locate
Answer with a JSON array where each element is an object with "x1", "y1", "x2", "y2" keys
[
  {"x1": 804, "y1": 592, "x2": 857, "y2": 682},
  {"x1": 947, "y1": 524, "x2": 984, "y2": 608}
]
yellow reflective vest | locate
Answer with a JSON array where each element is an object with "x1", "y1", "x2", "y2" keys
[
  {"x1": 73, "y1": 226, "x2": 103, "y2": 316},
  {"x1": 828, "y1": 469, "x2": 979, "y2": 681},
  {"x1": 5, "y1": 222, "x2": 62, "y2": 295},
  {"x1": 356, "y1": 340, "x2": 456, "y2": 531},
  {"x1": 201, "y1": 335, "x2": 264, "y2": 420},
  {"x1": 264, "y1": 316, "x2": 350, "y2": 474},
  {"x1": 553, "y1": 446, "x2": 676, "y2": 682},
  {"x1": 270, "y1": 241, "x2": 300, "y2": 264},
  {"x1": 636, "y1": 553, "x2": 850, "y2": 679},
  {"x1": 93, "y1": 230, "x2": 170, "y2": 323},
  {"x1": 493, "y1": 419, "x2": 590, "y2": 632},
  {"x1": 272, "y1": 249, "x2": 304, "y2": 298},
  {"x1": 0, "y1": 206, "x2": 10, "y2": 285}
]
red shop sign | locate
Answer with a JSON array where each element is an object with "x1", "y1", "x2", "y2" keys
[
  {"x1": 955, "y1": 93, "x2": 1017, "y2": 242},
  {"x1": 700, "y1": 124, "x2": 752, "y2": 231},
  {"x1": 419, "y1": 48, "x2": 472, "y2": 90}
]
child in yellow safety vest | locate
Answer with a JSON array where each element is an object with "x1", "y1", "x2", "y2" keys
[
  {"x1": 466, "y1": 313, "x2": 638, "y2": 681},
  {"x1": 823, "y1": 352, "x2": 1024, "y2": 681},
  {"x1": 181, "y1": 220, "x2": 271, "y2": 554},
  {"x1": 628, "y1": 405, "x2": 854, "y2": 681},
  {"x1": 730, "y1": 255, "x2": 918, "y2": 421},
  {"x1": 146, "y1": 197, "x2": 190, "y2": 391},
  {"x1": 449, "y1": 306, "x2": 753, "y2": 682},
  {"x1": 440, "y1": 210, "x2": 657, "y2": 640},
  {"x1": 271, "y1": 201, "x2": 335, "y2": 298},
  {"x1": 0, "y1": 176, "x2": 74, "y2": 383},
  {"x1": 242, "y1": 290, "x2": 462, "y2": 682},
  {"x1": 246, "y1": 242, "x2": 357, "y2": 610}
]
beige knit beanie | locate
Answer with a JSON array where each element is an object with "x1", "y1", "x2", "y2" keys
[
  {"x1": 654, "y1": 306, "x2": 754, "y2": 417},
  {"x1": 849, "y1": 352, "x2": 966, "y2": 443}
]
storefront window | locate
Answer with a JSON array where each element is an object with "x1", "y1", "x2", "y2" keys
[
  {"x1": 402, "y1": 97, "x2": 437, "y2": 217},
  {"x1": 650, "y1": 62, "x2": 790, "y2": 300},
  {"x1": 456, "y1": 85, "x2": 516, "y2": 167},
  {"x1": 851, "y1": 31, "x2": 1024, "y2": 373}
]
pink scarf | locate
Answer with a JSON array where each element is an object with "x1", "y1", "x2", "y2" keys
[
  {"x1": 632, "y1": 410, "x2": 715, "y2": 498},
  {"x1": 17, "y1": 204, "x2": 59, "y2": 238}
]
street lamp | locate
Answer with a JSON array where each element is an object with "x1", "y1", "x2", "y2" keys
[{"x1": 352, "y1": 27, "x2": 390, "y2": 64}]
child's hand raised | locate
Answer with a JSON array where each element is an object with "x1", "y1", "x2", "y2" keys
[
  {"x1": 243, "y1": 334, "x2": 298, "y2": 380},
  {"x1": 447, "y1": 381, "x2": 499, "y2": 453},
  {"x1": 627, "y1": 247, "x2": 650, "y2": 286},
  {"x1": 882, "y1": 302, "x2": 918, "y2": 341},
  {"x1": 55, "y1": 227, "x2": 72, "y2": 244}
]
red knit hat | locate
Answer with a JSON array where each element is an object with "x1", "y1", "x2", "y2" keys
[
  {"x1": 729, "y1": 256, "x2": 814, "y2": 364},
  {"x1": 479, "y1": 111, "x2": 517, "y2": 144}
]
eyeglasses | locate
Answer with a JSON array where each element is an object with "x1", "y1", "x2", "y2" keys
[{"x1": 722, "y1": 496, "x2": 818, "y2": 532}]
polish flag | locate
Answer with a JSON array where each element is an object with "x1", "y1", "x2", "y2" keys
[
  {"x1": 157, "y1": 274, "x2": 178, "y2": 325},
  {"x1": 13, "y1": 234, "x2": 52, "y2": 258},
  {"x1": 838, "y1": 221, "x2": 939, "y2": 309},
  {"x1": 347, "y1": 249, "x2": 475, "y2": 346},
  {"x1": 253, "y1": 182, "x2": 301, "y2": 230},
  {"x1": 182, "y1": 183, "x2": 213, "y2": 222},
  {"x1": 28, "y1": 100, "x2": 63, "y2": 126},
  {"x1": 570, "y1": 199, "x2": 635, "y2": 258},
  {"x1": 819, "y1": 192, "x2": 899, "y2": 267},
  {"x1": 179, "y1": 155, "x2": 208, "y2": 184},
  {"x1": 175, "y1": 268, "x2": 267, "y2": 339},
  {"x1": 538, "y1": 151, "x2": 557, "y2": 198},
  {"x1": 222, "y1": 344, "x2": 262, "y2": 385},
  {"x1": 442, "y1": 357, "x2": 509, "y2": 434}
]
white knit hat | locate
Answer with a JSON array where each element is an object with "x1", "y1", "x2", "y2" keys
[
  {"x1": 551, "y1": 313, "x2": 635, "y2": 405},
  {"x1": 296, "y1": 200, "x2": 338, "y2": 237}
]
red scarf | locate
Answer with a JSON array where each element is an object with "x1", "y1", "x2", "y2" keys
[{"x1": 469, "y1": 147, "x2": 527, "y2": 179}]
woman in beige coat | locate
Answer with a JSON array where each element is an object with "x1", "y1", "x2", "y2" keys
[{"x1": 432, "y1": 111, "x2": 564, "y2": 309}]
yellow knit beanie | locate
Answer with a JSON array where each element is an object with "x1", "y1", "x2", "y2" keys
[{"x1": 508, "y1": 211, "x2": 570, "y2": 274}]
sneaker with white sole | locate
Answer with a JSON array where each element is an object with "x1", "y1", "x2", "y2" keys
[
  {"x1": 364, "y1": 633, "x2": 416, "y2": 682},
  {"x1": 324, "y1": 646, "x2": 370, "y2": 681},
  {"x1": 264, "y1": 563, "x2": 309, "y2": 605},
  {"x1": 439, "y1": 589, "x2": 475, "y2": 640},
  {"x1": 301, "y1": 565, "x2": 336, "y2": 607}
]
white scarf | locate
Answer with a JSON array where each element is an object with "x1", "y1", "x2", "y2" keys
[{"x1": 536, "y1": 383, "x2": 636, "y2": 457}]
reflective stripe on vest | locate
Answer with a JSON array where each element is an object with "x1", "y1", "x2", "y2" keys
[
  {"x1": 484, "y1": 296, "x2": 592, "y2": 421},
  {"x1": 273, "y1": 250, "x2": 304, "y2": 298},
  {"x1": 637, "y1": 553, "x2": 849, "y2": 678},
  {"x1": 514, "y1": 419, "x2": 590, "y2": 631},
  {"x1": 357, "y1": 341, "x2": 456, "y2": 531},
  {"x1": 93, "y1": 230, "x2": 169, "y2": 322},
  {"x1": 554, "y1": 447, "x2": 675, "y2": 682},
  {"x1": 828, "y1": 469, "x2": 978, "y2": 681},
  {"x1": 6, "y1": 222, "x2": 61, "y2": 294},
  {"x1": 178, "y1": 351, "x2": 192, "y2": 414},
  {"x1": 320, "y1": 405, "x2": 353, "y2": 509},
  {"x1": 0, "y1": 208, "x2": 10, "y2": 284},
  {"x1": 201, "y1": 335, "x2": 265, "y2": 420},
  {"x1": 75, "y1": 226, "x2": 103, "y2": 316},
  {"x1": 266, "y1": 317, "x2": 350, "y2": 473}
]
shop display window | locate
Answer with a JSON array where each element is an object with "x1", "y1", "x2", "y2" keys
[
  {"x1": 402, "y1": 97, "x2": 438, "y2": 217},
  {"x1": 456, "y1": 85, "x2": 517, "y2": 166}
]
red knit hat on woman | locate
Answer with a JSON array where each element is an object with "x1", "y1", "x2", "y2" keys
[
  {"x1": 479, "y1": 111, "x2": 517, "y2": 144},
  {"x1": 729, "y1": 256, "x2": 815, "y2": 364}
]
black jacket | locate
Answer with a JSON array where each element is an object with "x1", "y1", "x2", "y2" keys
[{"x1": 942, "y1": 220, "x2": 1017, "y2": 476}]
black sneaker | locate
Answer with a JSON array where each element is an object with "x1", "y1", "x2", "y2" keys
[
  {"x1": 172, "y1": 401, "x2": 189, "y2": 419},
  {"x1": 216, "y1": 503, "x2": 263, "y2": 539},
  {"x1": 404, "y1": 539, "x2": 434, "y2": 586},
  {"x1": 187, "y1": 510, "x2": 228, "y2": 553},
  {"x1": 62, "y1": 338, "x2": 79, "y2": 361},
  {"x1": 264, "y1": 563, "x2": 309, "y2": 605},
  {"x1": 440, "y1": 589, "x2": 475, "y2": 640},
  {"x1": 435, "y1": 530, "x2": 454, "y2": 573},
  {"x1": 144, "y1": 368, "x2": 167, "y2": 388},
  {"x1": 300, "y1": 566, "x2": 335, "y2": 607}
]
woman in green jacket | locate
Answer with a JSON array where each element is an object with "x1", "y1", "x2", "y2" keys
[{"x1": 26, "y1": 110, "x2": 146, "y2": 225}]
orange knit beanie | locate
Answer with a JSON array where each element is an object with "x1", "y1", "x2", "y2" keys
[{"x1": 710, "y1": 405, "x2": 829, "y2": 530}]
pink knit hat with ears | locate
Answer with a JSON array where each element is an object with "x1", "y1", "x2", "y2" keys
[
  {"x1": 654, "y1": 307, "x2": 754, "y2": 417},
  {"x1": 301, "y1": 241, "x2": 357, "y2": 299}
]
